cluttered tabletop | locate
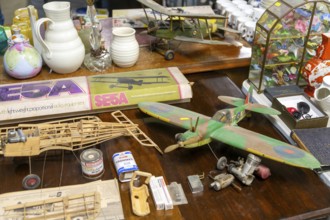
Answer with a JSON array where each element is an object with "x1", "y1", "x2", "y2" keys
[
  {"x1": 0, "y1": 0, "x2": 330, "y2": 219},
  {"x1": 0, "y1": 71, "x2": 330, "y2": 219}
]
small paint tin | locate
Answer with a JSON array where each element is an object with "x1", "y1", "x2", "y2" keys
[
  {"x1": 112, "y1": 151, "x2": 138, "y2": 182},
  {"x1": 80, "y1": 148, "x2": 104, "y2": 179}
]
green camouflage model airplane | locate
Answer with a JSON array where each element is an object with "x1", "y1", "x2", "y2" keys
[{"x1": 138, "y1": 88, "x2": 322, "y2": 171}]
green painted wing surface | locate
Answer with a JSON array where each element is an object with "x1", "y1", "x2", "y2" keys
[
  {"x1": 210, "y1": 124, "x2": 321, "y2": 170},
  {"x1": 218, "y1": 96, "x2": 281, "y2": 115},
  {"x1": 174, "y1": 36, "x2": 233, "y2": 46},
  {"x1": 138, "y1": 102, "x2": 210, "y2": 130},
  {"x1": 218, "y1": 96, "x2": 245, "y2": 107},
  {"x1": 244, "y1": 103, "x2": 281, "y2": 115}
]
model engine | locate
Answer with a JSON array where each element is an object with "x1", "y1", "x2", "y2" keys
[{"x1": 7, "y1": 129, "x2": 27, "y2": 143}]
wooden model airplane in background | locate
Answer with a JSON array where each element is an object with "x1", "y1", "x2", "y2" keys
[
  {"x1": 0, "y1": 111, "x2": 161, "y2": 189},
  {"x1": 138, "y1": 87, "x2": 322, "y2": 171},
  {"x1": 137, "y1": 0, "x2": 242, "y2": 60}
]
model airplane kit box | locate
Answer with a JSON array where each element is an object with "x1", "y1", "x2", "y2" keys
[
  {"x1": 88, "y1": 67, "x2": 192, "y2": 110},
  {"x1": 0, "y1": 67, "x2": 192, "y2": 125}
]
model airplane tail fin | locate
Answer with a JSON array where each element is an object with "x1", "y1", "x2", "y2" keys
[
  {"x1": 243, "y1": 86, "x2": 280, "y2": 115},
  {"x1": 218, "y1": 86, "x2": 254, "y2": 107},
  {"x1": 219, "y1": 86, "x2": 280, "y2": 115},
  {"x1": 245, "y1": 86, "x2": 254, "y2": 104}
]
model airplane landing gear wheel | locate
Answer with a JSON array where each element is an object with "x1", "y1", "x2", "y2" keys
[
  {"x1": 217, "y1": 156, "x2": 228, "y2": 170},
  {"x1": 165, "y1": 50, "x2": 174, "y2": 60},
  {"x1": 22, "y1": 174, "x2": 41, "y2": 190}
]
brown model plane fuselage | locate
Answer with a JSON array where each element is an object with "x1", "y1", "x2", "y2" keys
[{"x1": 0, "y1": 111, "x2": 161, "y2": 157}]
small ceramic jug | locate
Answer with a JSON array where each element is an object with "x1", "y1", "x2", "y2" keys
[
  {"x1": 111, "y1": 27, "x2": 139, "y2": 68},
  {"x1": 241, "y1": 21, "x2": 256, "y2": 43},
  {"x1": 314, "y1": 75, "x2": 330, "y2": 114},
  {"x1": 231, "y1": 11, "x2": 246, "y2": 30},
  {"x1": 4, "y1": 28, "x2": 42, "y2": 79},
  {"x1": 35, "y1": 1, "x2": 85, "y2": 74}
]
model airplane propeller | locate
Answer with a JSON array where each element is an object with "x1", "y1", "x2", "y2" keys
[{"x1": 138, "y1": 87, "x2": 322, "y2": 171}]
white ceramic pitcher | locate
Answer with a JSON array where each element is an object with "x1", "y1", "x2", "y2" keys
[
  {"x1": 314, "y1": 75, "x2": 330, "y2": 114},
  {"x1": 35, "y1": 1, "x2": 85, "y2": 74}
]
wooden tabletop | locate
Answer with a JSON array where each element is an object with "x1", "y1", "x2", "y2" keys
[
  {"x1": 0, "y1": 17, "x2": 251, "y2": 85},
  {"x1": 0, "y1": 17, "x2": 327, "y2": 218},
  {"x1": 0, "y1": 71, "x2": 329, "y2": 219},
  {"x1": 0, "y1": 45, "x2": 251, "y2": 85}
]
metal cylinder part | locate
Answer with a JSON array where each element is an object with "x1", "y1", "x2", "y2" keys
[
  {"x1": 242, "y1": 154, "x2": 261, "y2": 176},
  {"x1": 80, "y1": 148, "x2": 104, "y2": 179}
]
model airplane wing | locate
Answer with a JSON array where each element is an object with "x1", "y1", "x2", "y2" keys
[
  {"x1": 218, "y1": 96, "x2": 245, "y2": 106},
  {"x1": 137, "y1": 0, "x2": 225, "y2": 19},
  {"x1": 210, "y1": 125, "x2": 321, "y2": 170},
  {"x1": 92, "y1": 76, "x2": 169, "y2": 79},
  {"x1": 174, "y1": 36, "x2": 234, "y2": 46},
  {"x1": 217, "y1": 26, "x2": 240, "y2": 34},
  {"x1": 138, "y1": 102, "x2": 210, "y2": 130}
]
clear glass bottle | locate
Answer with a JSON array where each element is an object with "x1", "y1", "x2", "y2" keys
[
  {"x1": 83, "y1": 0, "x2": 111, "y2": 72},
  {"x1": 12, "y1": 6, "x2": 38, "y2": 45}
]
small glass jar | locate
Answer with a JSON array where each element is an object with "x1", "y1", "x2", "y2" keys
[
  {"x1": 84, "y1": 45, "x2": 112, "y2": 72},
  {"x1": 12, "y1": 7, "x2": 38, "y2": 45}
]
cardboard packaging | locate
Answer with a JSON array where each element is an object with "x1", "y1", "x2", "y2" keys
[{"x1": 271, "y1": 93, "x2": 329, "y2": 129}]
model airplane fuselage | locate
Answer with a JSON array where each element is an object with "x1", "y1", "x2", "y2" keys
[
  {"x1": 138, "y1": 89, "x2": 322, "y2": 171},
  {"x1": 0, "y1": 116, "x2": 132, "y2": 157},
  {"x1": 0, "y1": 111, "x2": 161, "y2": 189},
  {"x1": 0, "y1": 111, "x2": 161, "y2": 157},
  {"x1": 171, "y1": 106, "x2": 248, "y2": 149}
]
